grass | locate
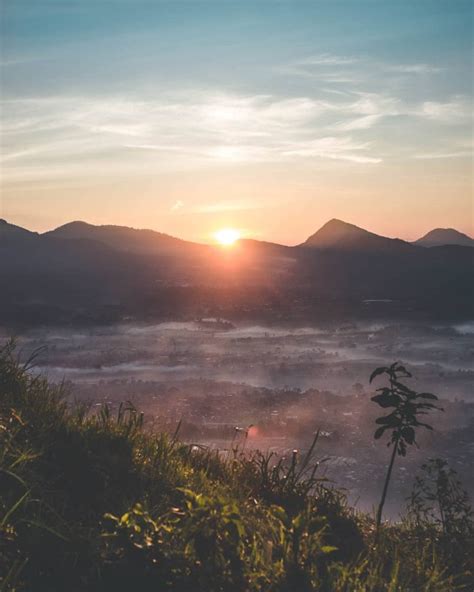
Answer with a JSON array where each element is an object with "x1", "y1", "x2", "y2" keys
[{"x1": 0, "y1": 340, "x2": 472, "y2": 591}]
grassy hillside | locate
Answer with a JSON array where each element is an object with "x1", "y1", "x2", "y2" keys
[{"x1": 0, "y1": 341, "x2": 472, "y2": 591}]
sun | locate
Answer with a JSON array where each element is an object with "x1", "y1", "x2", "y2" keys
[{"x1": 214, "y1": 228, "x2": 241, "y2": 246}]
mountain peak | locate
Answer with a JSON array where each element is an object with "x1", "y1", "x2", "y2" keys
[
  {"x1": 414, "y1": 228, "x2": 474, "y2": 248},
  {"x1": 302, "y1": 219, "x2": 413, "y2": 252},
  {"x1": 58, "y1": 220, "x2": 93, "y2": 229},
  {"x1": 304, "y1": 219, "x2": 378, "y2": 247},
  {"x1": 325, "y1": 218, "x2": 356, "y2": 228}
]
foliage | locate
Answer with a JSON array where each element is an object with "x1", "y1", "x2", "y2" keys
[
  {"x1": 370, "y1": 362, "x2": 443, "y2": 530},
  {"x1": 370, "y1": 363, "x2": 442, "y2": 454},
  {"x1": 408, "y1": 458, "x2": 473, "y2": 537},
  {"x1": 102, "y1": 495, "x2": 252, "y2": 592},
  {"x1": 0, "y1": 342, "x2": 471, "y2": 591},
  {"x1": 406, "y1": 458, "x2": 474, "y2": 579}
]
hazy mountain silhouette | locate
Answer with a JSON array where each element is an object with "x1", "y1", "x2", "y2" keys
[
  {"x1": 45, "y1": 221, "x2": 203, "y2": 255},
  {"x1": 414, "y1": 228, "x2": 474, "y2": 248},
  {"x1": 0, "y1": 219, "x2": 39, "y2": 244},
  {"x1": 1, "y1": 218, "x2": 473, "y2": 325},
  {"x1": 302, "y1": 219, "x2": 414, "y2": 253}
]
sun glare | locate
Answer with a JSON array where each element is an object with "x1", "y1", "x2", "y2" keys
[{"x1": 214, "y1": 228, "x2": 241, "y2": 246}]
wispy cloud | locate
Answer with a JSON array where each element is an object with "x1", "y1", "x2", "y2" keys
[
  {"x1": 418, "y1": 97, "x2": 472, "y2": 122},
  {"x1": 171, "y1": 200, "x2": 184, "y2": 211},
  {"x1": 296, "y1": 53, "x2": 357, "y2": 66},
  {"x1": 332, "y1": 114, "x2": 383, "y2": 131},
  {"x1": 0, "y1": 56, "x2": 46, "y2": 67},
  {"x1": 388, "y1": 64, "x2": 441, "y2": 74},
  {"x1": 1, "y1": 92, "x2": 384, "y2": 179},
  {"x1": 330, "y1": 92, "x2": 401, "y2": 131},
  {"x1": 414, "y1": 151, "x2": 473, "y2": 159},
  {"x1": 2, "y1": 88, "x2": 471, "y2": 181},
  {"x1": 279, "y1": 54, "x2": 442, "y2": 84},
  {"x1": 281, "y1": 136, "x2": 382, "y2": 164}
]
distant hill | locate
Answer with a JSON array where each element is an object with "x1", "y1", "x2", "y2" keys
[
  {"x1": 414, "y1": 228, "x2": 474, "y2": 248},
  {"x1": 302, "y1": 219, "x2": 414, "y2": 253},
  {"x1": 0, "y1": 218, "x2": 39, "y2": 244},
  {"x1": 45, "y1": 221, "x2": 201, "y2": 255},
  {"x1": 1, "y1": 217, "x2": 473, "y2": 324}
]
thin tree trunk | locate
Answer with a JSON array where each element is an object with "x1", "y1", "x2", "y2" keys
[
  {"x1": 376, "y1": 432, "x2": 400, "y2": 534},
  {"x1": 437, "y1": 478, "x2": 446, "y2": 535}
]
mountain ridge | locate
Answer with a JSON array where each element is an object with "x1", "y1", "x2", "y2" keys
[
  {"x1": 0, "y1": 218, "x2": 39, "y2": 242},
  {"x1": 3, "y1": 217, "x2": 472, "y2": 250},
  {"x1": 414, "y1": 228, "x2": 474, "y2": 248},
  {"x1": 44, "y1": 220, "x2": 200, "y2": 255},
  {"x1": 1, "y1": 217, "x2": 473, "y2": 324},
  {"x1": 301, "y1": 218, "x2": 415, "y2": 253}
]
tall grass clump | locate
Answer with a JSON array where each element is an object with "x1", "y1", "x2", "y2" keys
[{"x1": 0, "y1": 341, "x2": 472, "y2": 591}]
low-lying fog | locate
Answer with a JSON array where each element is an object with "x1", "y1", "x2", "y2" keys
[
  {"x1": 3, "y1": 319, "x2": 473, "y2": 517},
  {"x1": 10, "y1": 319, "x2": 474, "y2": 398}
]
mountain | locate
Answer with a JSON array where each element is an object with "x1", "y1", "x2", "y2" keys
[
  {"x1": 45, "y1": 221, "x2": 201, "y2": 255},
  {"x1": 297, "y1": 219, "x2": 472, "y2": 315},
  {"x1": 1, "y1": 218, "x2": 473, "y2": 325},
  {"x1": 0, "y1": 218, "x2": 39, "y2": 244},
  {"x1": 414, "y1": 228, "x2": 474, "y2": 248},
  {"x1": 0, "y1": 220, "x2": 164, "y2": 325},
  {"x1": 44, "y1": 222, "x2": 299, "y2": 289},
  {"x1": 0, "y1": 219, "x2": 129, "y2": 274},
  {"x1": 302, "y1": 219, "x2": 414, "y2": 253}
]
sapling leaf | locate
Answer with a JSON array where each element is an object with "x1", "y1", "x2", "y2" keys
[
  {"x1": 376, "y1": 414, "x2": 399, "y2": 426},
  {"x1": 392, "y1": 380, "x2": 416, "y2": 396},
  {"x1": 401, "y1": 426, "x2": 415, "y2": 445},
  {"x1": 374, "y1": 426, "x2": 386, "y2": 439},
  {"x1": 371, "y1": 393, "x2": 401, "y2": 408},
  {"x1": 370, "y1": 367, "x2": 388, "y2": 383},
  {"x1": 417, "y1": 422, "x2": 433, "y2": 430},
  {"x1": 395, "y1": 365, "x2": 411, "y2": 376}
]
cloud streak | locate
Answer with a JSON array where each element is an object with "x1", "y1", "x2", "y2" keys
[
  {"x1": 280, "y1": 53, "x2": 443, "y2": 79},
  {"x1": 1, "y1": 88, "x2": 471, "y2": 181},
  {"x1": 171, "y1": 200, "x2": 184, "y2": 211},
  {"x1": 1, "y1": 92, "x2": 384, "y2": 179}
]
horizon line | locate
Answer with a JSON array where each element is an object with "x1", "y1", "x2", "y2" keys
[{"x1": 2, "y1": 216, "x2": 472, "y2": 247}]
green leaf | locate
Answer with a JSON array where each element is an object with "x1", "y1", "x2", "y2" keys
[
  {"x1": 270, "y1": 505, "x2": 288, "y2": 525},
  {"x1": 374, "y1": 426, "x2": 386, "y2": 439},
  {"x1": 417, "y1": 392, "x2": 438, "y2": 400},
  {"x1": 415, "y1": 402, "x2": 437, "y2": 409},
  {"x1": 1, "y1": 490, "x2": 30, "y2": 527},
  {"x1": 371, "y1": 393, "x2": 401, "y2": 408},
  {"x1": 376, "y1": 414, "x2": 399, "y2": 426},
  {"x1": 417, "y1": 421, "x2": 433, "y2": 430},
  {"x1": 369, "y1": 367, "x2": 388, "y2": 383},
  {"x1": 395, "y1": 365, "x2": 411, "y2": 377},
  {"x1": 321, "y1": 545, "x2": 338, "y2": 554},
  {"x1": 401, "y1": 426, "x2": 415, "y2": 445},
  {"x1": 392, "y1": 380, "x2": 415, "y2": 396}
]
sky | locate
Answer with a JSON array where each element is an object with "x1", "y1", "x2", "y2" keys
[{"x1": 1, "y1": 0, "x2": 472, "y2": 244}]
